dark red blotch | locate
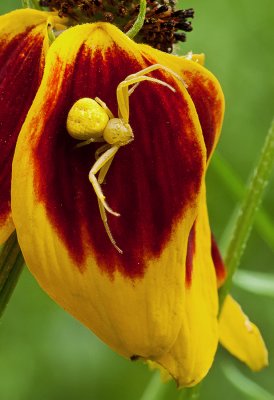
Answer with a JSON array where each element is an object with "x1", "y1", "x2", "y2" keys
[
  {"x1": 0, "y1": 27, "x2": 44, "y2": 224},
  {"x1": 211, "y1": 234, "x2": 226, "y2": 285},
  {"x1": 185, "y1": 228, "x2": 227, "y2": 286},
  {"x1": 185, "y1": 220, "x2": 196, "y2": 285},
  {"x1": 184, "y1": 71, "x2": 223, "y2": 160},
  {"x1": 33, "y1": 43, "x2": 204, "y2": 279}
]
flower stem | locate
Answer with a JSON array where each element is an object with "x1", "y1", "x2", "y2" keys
[
  {"x1": 139, "y1": 372, "x2": 201, "y2": 400},
  {"x1": 30, "y1": 0, "x2": 43, "y2": 10},
  {"x1": 179, "y1": 385, "x2": 201, "y2": 400},
  {"x1": 21, "y1": 0, "x2": 31, "y2": 7},
  {"x1": 0, "y1": 232, "x2": 24, "y2": 317},
  {"x1": 139, "y1": 372, "x2": 169, "y2": 400},
  {"x1": 219, "y1": 118, "x2": 274, "y2": 308},
  {"x1": 21, "y1": 0, "x2": 44, "y2": 10},
  {"x1": 126, "y1": 0, "x2": 146, "y2": 39}
]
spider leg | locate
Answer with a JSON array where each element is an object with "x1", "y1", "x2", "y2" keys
[
  {"x1": 97, "y1": 157, "x2": 123, "y2": 253},
  {"x1": 98, "y1": 153, "x2": 114, "y2": 185},
  {"x1": 116, "y1": 75, "x2": 176, "y2": 123},
  {"x1": 75, "y1": 136, "x2": 105, "y2": 149},
  {"x1": 95, "y1": 97, "x2": 115, "y2": 119},
  {"x1": 89, "y1": 145, "x2": 120, "y2": 216},
  {"x1": 125, "y1": 64, "x2": 186, "y2": 88},
  {"x1": 117, "y1": 63, "x2": 186, "y2": 121},
  {"x1": 95, "y1": 143, "x2": 111, "y2": 160},
  {"x1": 128, "y1": 82, "x2": 140, "y2": 96},
  {"x1": 97, "y1": 200, "x2": 123, "y2": 254},
  {"x1": 117, "y1": 82, "x2": 140, "y2": 118}
]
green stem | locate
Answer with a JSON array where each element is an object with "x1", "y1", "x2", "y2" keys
[
  {"x1": 30, "y1": 0, "x2": 43, "y2": 10},
  {"x1": 139, "y1": 372, "x2": 201, "y2": 400},
  {"x1": 21, "y1": 0, "x2": 44, "y2": 10},
  {"x1": 0, "y1": 232, "x2": 24, "y2": 317},
  {"x1": 126, "y1": 0, "x2": 146, "y2": 39},
  {"x1": 219, "y1": 118, "x2": 274, "y2": 308},
  {"x1": 21, "y1": 0, "x2": 31, "y2": 7}
]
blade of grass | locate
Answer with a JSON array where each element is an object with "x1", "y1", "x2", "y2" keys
[
  {"x1": 0, "y1": 232, "x2": 24, "y2": 317},
  {"x1": 219, "y1": 118, "x2": 274, "y2": 308},
  {"x1": 222, "y1": 363, "x2": 274, "y2": 400}
]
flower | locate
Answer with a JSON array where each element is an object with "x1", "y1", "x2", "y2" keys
[{"x1": 0, "y1": 7, "x2": 268, "y2": 388}]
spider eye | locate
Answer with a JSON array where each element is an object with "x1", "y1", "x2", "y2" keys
[{"x1": 67, "y1": 97, "x2": 109, "y2": 140}]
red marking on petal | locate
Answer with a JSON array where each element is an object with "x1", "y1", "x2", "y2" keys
[
  {"x1": 33, "y1": 43, "x2": 204, "y2": 279},
  {"x1": 211, "y1": 234, "x2": 226, "y2": 286},
  {"x1": 184, "y1": 71, "x2": 223, "y2": 159},
  {"x1": 0, "y1": 28, "x2": 44, "y2": 224},
  {"x1": 185, "y1": 220, "x2": 196, "y2": 286}
]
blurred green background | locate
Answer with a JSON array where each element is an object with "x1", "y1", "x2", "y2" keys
[{"x1": 0, "y1": 1, "x2": 273, "y2": 399}]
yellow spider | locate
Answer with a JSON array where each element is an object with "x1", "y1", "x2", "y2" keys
[{"x1": 66, "y1": 64, "x2": 185, "y2": 253}]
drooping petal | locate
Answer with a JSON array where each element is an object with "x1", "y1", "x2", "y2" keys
[
  {"x1": 209, "y1": 228, "x2": 267, "y2": 371},
  {"x1": 219, "y1": 295, "x2": 268, "y2": 371},
  {"x1": 154, "y1": 184, "x2": 219, "y2": 387},
  {"x1": 0, "y1": 9, "x2": 63, "y2": 244},
  {"x1": 12, "y1": 23, "x2": 207, "y2": 359},
  {"x1": 139, "y1": 45, "x2": 225, "y2": 162}
]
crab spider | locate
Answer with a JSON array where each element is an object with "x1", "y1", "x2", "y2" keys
[{"x1": 66, "y1": 64, "x2": 186, "y2": 253}]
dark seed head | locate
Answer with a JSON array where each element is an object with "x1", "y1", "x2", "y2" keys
[{"x1": 40, "y1": 0, "x2": 194, "y2": 53}]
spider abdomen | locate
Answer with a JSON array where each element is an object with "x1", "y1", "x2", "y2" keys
[{"x1": 66, "y1": 97, "x2": 109, "y2": 140}]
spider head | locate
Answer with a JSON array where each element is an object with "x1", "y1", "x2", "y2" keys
[{"x1": 103, "y1": 118, "x2": 134, "y2": 146}]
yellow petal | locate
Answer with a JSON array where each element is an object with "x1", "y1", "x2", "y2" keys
[
  {"x1": 138, "y1": 44, "x2": 225, "y2": 162},
  {"x1": 154, "y1": 184, "x2": 219, "y2": 387},
  {"x1": 12, "y1": 22, "x2": 207, "y2": 359},
  {"x1": 219, "y1": 295, "x2": 268, "y2": 371}
]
